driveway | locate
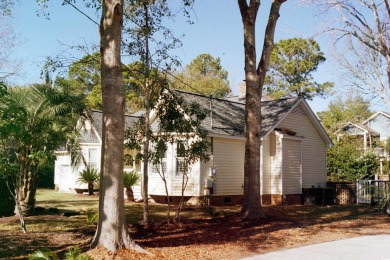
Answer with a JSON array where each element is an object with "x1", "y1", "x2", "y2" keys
[{"x1": 243, "y1": 234, "x2": 390, "y2": 260}]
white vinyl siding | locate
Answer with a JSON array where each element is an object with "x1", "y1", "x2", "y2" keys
[
  {"x1": 213, "y1": 137, "x2": 245, "y2": 195},
  {"x1": 261, "y1": 137, "x2": 271, "y2": 194},
  {"x1": 148, "y1": 141, "x2": 199, "y2": 197},
  {"x1": 282, "y1": 139, "x2": 302, "y2": 194},
  {"x1": 279, "y1": 105, "x2": 327, "y2": 188},
  {"x1": 269, "y1": 132, "x2": 282, "y2": 194}
]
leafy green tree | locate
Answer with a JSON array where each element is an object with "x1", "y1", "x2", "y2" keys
[
  {"x1": 173, "y1": 54, "x2": 231, "y2": 97},
  {"x1": 265, "y1": 38, "x2": 333, "y2": 100},
  {"x1": 125, "y1": 89, "x2": 210, "y2": 223},
  {"x1": 317, "y1": 95, "x2": 372, "y2": 137},
  {"x1": 0, "y1": 83, "x2": 86, "y2": 232},
  {"x1": 64, "y1": 53, "x2": 158, "y2": 112},
  {"x1": 122, "y1": 0, "x2": 194, "y2": 227}
]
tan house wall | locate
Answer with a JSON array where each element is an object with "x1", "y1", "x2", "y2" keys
[
  {"x1": 279, "y1": 105, "x2": 327, "y2": 188},
  {"x1": 261, "y1": 137, "x2": 271, "y2": 194},
  {"x1": 212, "y1": 137, "x2": 245, "y2": 195},
  {"x1": 282, "y1": 138, "x2": 302, "y2": 194}
]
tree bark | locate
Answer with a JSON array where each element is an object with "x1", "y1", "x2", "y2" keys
[
  {"x1": 238, "y1": 0, "x2": 286, "y2": 219},
  {"x1": 126, "y1": 188, "x2": 135, "y2": 202},
  {"x1": 91, "y1": 0, "x2": 143, "y2": 252}
]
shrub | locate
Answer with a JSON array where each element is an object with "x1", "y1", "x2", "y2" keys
[
  {"x1": 123, "y1": 171, "x2": 140, "y2": 202},
  {"x1": 77, "y1": 168, "x2": 100, "y2": 195},
  {"x1": 37, "y1": 162, "x2": 55, "y2": 189},
  {"x1": 327, "y1": 142, "x2": 379, "y2": 182},
  {"x1": 0, "y1": 176, "x2": 15, "y2": 217}
]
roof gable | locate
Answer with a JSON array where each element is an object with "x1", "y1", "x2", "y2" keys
[
  {"x1": 335, "y1": 121, "x2": 380, "y2": 136},
  {"x1": 173, "y1": 90, "x2": 332, "y2": 146},
  {"x1": 363, "y1": 111, "x2": 390, "y2": 125},
  {"x1": 78, "y1": 110, "x2": 141, "y2": 143}
]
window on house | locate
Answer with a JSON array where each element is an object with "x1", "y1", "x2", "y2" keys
[
  {"x1": 150, "y1": 143, "x2": 167, "y2": 175},
  {"x1": 88, "y1": 148, "x2": 98, "y2": 169},
  {"x1": 176, "y1": 141, "x2": 187, "y2": 175}
]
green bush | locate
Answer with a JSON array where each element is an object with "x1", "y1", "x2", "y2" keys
[
  {"x1": 0, "y1": 176, "x2": 15, "y2": 217},
  {"x1": 327, "y1": 142, "x2": 379, "y2": 182},
  {"x1": 37, "y1": 163, "x2": 55, "y2": 189}
]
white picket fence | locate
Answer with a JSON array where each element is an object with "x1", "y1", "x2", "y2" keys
[{"x1": 356, "y1": 179, "x2": 390, "y2": 204}]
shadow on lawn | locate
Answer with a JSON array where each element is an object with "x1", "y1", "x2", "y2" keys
[{"x1": 131, "y1": 204, "x2": 384, "y2": 254}]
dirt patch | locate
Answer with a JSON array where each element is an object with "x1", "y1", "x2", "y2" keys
[{"x1": 1, "y1": 205, "x2": 389, "y2": 259}]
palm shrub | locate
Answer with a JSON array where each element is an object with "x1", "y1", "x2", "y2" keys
[
  {"x1": 77, "y1": 168, "x2": 100, "y2": 195},
  {"x1": 123, "y1": 171, "x2": 140, "y2": 202}
]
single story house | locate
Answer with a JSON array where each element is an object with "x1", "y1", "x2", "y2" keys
[
  {"x1": 147, "y1": 90, "x2": 332, "y2": 205},
  {"x1": 54, "y1": 89, "x2": 332, "y2": 205}
]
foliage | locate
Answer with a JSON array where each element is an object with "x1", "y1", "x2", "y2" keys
[
  {"x1": 37, "y1": 161, "x2": 55, "y2": 189},
  {"x1": 123, "y1": 171, "x2": 140, "y2": 189},
  {"x1": 29, "y1": 248, "x2": 58, "y2": 260},
  {"x1": 63, "y1": 53, "x2": 163, "y2": 112},
  {"x1": 0, "y1": 82, "x2": 86, "y2": 220},
  {"x1": 29, "y1": 246, "x2": 92, "y2": 260},
  {"x1": 77, "y1": 168, "x2": 100, "y2": 196},
  {"x1": 122, "y1": 0, "x2": 195, "y2": 227},
  {"x1": 0, "y1": 174, "x2": 15, "y2": 217},
  {"x1": 265, "y1": 38, "x2": 333, "y2": 100},
  {"x1": 173, "y1": 53, "x2": 231, "y2": 97},
  {"x1": 125, "y1": 89, "x2": 210, "y2": 222},
  {"x1": 379, "y1": 185, "x2": 390, "y2": 216},
  {"x1": 317, "y1": 95, "x2": 372, "y2": 137},
  {"x1": 85, "y1": 210, "x2": 98, "y2": 225},
  {"x1": 327, "y1": 141, "x2": 379, "y2": 182},
  {"x1": 123, "y1": 171, "x2": 140, "y2": 202}
]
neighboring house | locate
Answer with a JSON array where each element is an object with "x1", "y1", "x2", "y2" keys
[
  {"x1": 335, "y1": 111, "x2": 390, "y2": 176},
  {"x1": 336, "y1": 111, "x2": 390, "y2": 156},
  {"x1": 55, "y1": 90, "x2": 332, "y2": 206},
  {"x1": 363, "y1": 111, "x2": 390, "y2": 142},
  {"x1": 54, "y1": 110, "x2": 142, "y2": 196},
  {"x1": 335, "y1": 122, "x2": 380, "y2": 151}
]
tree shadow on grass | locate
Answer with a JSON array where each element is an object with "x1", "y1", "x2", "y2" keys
[
  {"x1": 0, "y1": 215, "x2": 93, "y2": 259},
  {"x1": 131, "y1": 204, "x2": 388, "y2": 255}
]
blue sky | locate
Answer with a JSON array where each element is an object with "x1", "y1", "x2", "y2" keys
[{"x1": 7, "y1": 1, "x2": 338, "y2": 114}]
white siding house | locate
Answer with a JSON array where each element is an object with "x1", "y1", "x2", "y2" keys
[
  {"x1": 55, "y1": 90, "x2": 332, "y2": 205},
  {"x1": 146, "y1": 90, "x2": 332, "y2": 205},
  {"x1": 54, "y1": 111, "x2": 141, "y2": 195}
]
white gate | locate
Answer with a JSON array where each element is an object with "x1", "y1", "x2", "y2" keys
[{"x1": 356, "y1": 179, "x2": 390, "y2": 204}]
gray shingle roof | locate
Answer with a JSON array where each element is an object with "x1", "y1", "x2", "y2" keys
[
  {"x1": 175, "y1": 90, "x2": 300, "y2": 137},
  {"x1": 80, "y1": 92, "x2": 301, "y2": 141},
  {"x1": 80, "y1": 110, "x2": 141, "y2": 143}
]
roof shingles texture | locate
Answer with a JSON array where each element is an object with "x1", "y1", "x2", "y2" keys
[
  {"x1": 176, "y1": 90, "x2": 300, "y2": 137},
  {"x1": 84, "y1": 91, "x2": 300, "y2": 140}
]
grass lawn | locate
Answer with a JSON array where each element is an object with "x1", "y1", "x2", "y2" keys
[{"x1": 1, "y1": 189, "x2": 390, "y2": 259}]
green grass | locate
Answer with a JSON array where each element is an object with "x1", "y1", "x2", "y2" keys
[{"x1": 36, "y1": 189, "x2": 99, "y2": 213}]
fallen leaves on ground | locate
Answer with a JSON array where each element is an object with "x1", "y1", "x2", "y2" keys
[{"x1": 1, "y1": 205, "x2": 390, "y2": 259}]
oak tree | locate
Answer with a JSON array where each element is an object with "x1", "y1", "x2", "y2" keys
[{"x1": 238, "y1": 0, "x2": 286, "y2": 219}]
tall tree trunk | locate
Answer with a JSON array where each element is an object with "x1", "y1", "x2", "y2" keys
[
  {"x1": 142, "y1": 95, "x2": 151, "y2": 226},
  {"x1": 15, "y1": 152, "x2": 37, "y2": 216},
  {"x1": 238, "y1": 0, "x2": 286, "y2": 219},
  {"x1": 141, "y1": 0, "x2": 151, "y2": 227},
  {"x1": 91, "y1": 0, "x2": 142, "y2": 252}
]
